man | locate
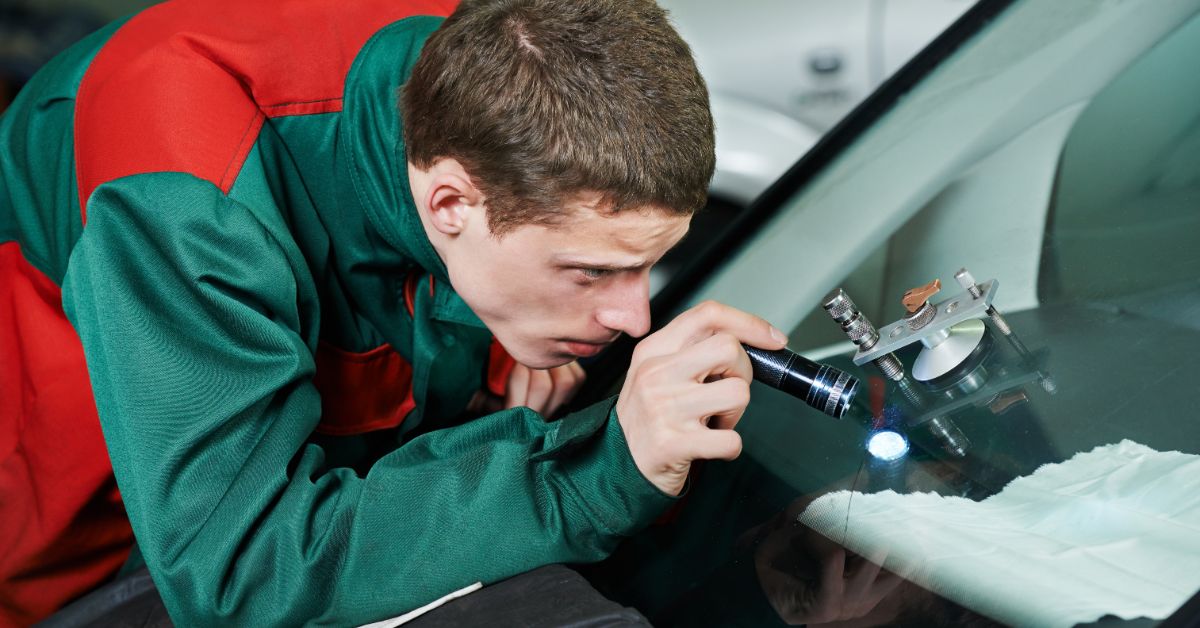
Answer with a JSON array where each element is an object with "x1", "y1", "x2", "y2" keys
[{"x1": 0, "y1": 0, "x2": 786, "y2": 624}]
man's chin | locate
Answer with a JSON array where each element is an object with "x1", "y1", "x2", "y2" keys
[
  {"x1": 502, "y1": 343, "x2": 573, "y2": 370},
  {"x1": 505, "y1": 340, "x2": 607, "y2": 369},
  {"x1": 517, "y1": 356, "x2": 571, "y2": 370}
]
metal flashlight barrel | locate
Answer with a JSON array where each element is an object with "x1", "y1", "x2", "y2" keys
[{"x1": 743, "y1": 345, "x2": 859, "y2": 419}]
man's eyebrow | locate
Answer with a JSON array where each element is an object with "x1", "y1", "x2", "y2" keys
[{"x1": 552, "y1": 256, "x2": 648, "y2": 271}]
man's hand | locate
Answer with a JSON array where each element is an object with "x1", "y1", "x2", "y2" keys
[
  {"x1": 757, "y1": 527, "x2": 905, "y2": 626},
  {"x1": 749, "y1": 504, "x2": 906, "y2": 626},
  {"x1": 739, "y1": 496, "x2": 909, "y2": 626},
  {"x1": 466, "y1": 361, "x2": 585, "y2": 418},
  {"x1": 505, "y1": 361, "x2": 587, "y2": 418},
  {"x1": 614, "y1": 300, "x2": 786, "y2": 495}
]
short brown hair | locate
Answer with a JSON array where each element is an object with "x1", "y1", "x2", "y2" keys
[{"x1": 402, "y1": 0, "x2": 715, "y2": 235}]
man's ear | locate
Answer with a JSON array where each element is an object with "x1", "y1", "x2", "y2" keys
[{"x1": 424, "y1": 161, "x2": 484, "y2": 237}]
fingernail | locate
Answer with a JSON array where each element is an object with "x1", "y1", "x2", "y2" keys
[{"x1": 770, "y1": 326, "x2": 787, "y2": 344}]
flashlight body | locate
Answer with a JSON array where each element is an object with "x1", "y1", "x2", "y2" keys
[{"x1": 743, "y1": 345, "x2": 858, "y2": 419}]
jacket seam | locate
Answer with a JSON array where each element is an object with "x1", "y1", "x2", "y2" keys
[
  {"x1": 261, "y1": 97, "x2": 343, "y2": 109},
  {"x1": 218, "y1": 111, "x2": 266, "y2": 193},
  {"x1": 550, "y1": 461, "x2": 621, "y2": 538}
]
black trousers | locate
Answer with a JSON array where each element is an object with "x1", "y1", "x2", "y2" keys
[{"x1": 37, "y1": 564, "x2": 652, "y2": 628}]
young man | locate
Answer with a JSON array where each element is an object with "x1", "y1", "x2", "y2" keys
[{"x1": 0, "y1": 0, "x2": 786, "y2": 624}]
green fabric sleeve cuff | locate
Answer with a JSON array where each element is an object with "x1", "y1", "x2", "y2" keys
[{"x1": 554, "y1": 397, "x2": 680, "y2": 537}]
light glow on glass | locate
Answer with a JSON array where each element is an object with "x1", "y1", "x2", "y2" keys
[{"x1": 867, "y1": 430, "x2": 910, "y2": 461}]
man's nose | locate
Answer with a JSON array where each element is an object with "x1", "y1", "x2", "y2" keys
[{"x1": 595, "y1": 274, "x2": 652, "y2": 338}]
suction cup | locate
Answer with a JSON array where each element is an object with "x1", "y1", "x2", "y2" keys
[{"x1": 912, "y1": 319, "x2": 986, "y2": 382}]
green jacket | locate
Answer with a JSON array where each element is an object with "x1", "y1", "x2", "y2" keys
[{"x1": 0, "y1": 2, "x2": 673, "y2": 625}]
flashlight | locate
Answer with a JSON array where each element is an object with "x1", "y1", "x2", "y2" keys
[{"x1": 743, "y1": 345, "x2": 859, "y2": 419}]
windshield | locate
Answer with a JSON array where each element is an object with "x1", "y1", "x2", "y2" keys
[{"x1": 587, "y1": 1, "x2": 1200, "y2": 626}]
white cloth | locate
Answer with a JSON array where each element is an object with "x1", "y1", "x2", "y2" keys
[
  {"x1": 799, "y1": 440, "x2": 1200, "y2": 628},
  {"x1": 358, "y1": 582, "x2": 484, "y2": 628}
]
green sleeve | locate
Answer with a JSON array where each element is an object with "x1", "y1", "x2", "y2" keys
[{"x1": 62, "y1": 173, "x2": 675, "y2": 626}]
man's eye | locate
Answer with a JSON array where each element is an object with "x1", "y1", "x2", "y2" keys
[{"x1": 578, "y1": 268, "x2": 614, "y2": 281}]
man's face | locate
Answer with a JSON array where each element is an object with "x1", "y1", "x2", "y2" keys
[{"x1": 447, "y1": 196, "x2": 690, "y2": 369}]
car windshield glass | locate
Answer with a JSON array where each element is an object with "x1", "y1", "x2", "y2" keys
[{"x1": 587, "y1": 1, "x2": 1200, "y2": 626}]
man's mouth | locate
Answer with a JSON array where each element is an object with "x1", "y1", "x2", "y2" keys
[{"x1": 559, "y1": 338, "x2": 614, "y2": 358}]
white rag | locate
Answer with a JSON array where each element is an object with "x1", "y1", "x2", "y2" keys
[{"x1": 799, "y1": 440, "x2": 1200, "y2": 628}]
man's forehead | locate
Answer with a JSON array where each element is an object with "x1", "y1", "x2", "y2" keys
[{"x1": 543, "y1": 205, "x2": 691, "y2": 262}]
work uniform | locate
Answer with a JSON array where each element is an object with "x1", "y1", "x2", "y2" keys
[{"x1": 0, "y1": 1, "x2": 675, "y2": 625}]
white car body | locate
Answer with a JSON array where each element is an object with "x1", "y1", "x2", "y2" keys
[{"x1": 663, "y1": 0, "x2": 976, "y2": 205}]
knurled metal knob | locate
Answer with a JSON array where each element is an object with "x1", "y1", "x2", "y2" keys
[
  {"x1": 824, "y1": 287, "x2": 904, "y2": 380},
  {"x1": 955, "y1": 268, "x2": 983, "y2": 298},
  {"x1": 822, "y1": 288, "x2": 857, "y2": 323},
  {"x1": 842, "y1": 316, "x2": 880, "y2": 348},
  {"x1": 906, "y1": 301, "x2": 938, "y2": 331},
  {"x1": 824, "y1": 288, "x2": 880, "y2": 349}
]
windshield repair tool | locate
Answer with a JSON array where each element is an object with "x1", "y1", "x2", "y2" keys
[
  {"x1": 824, "y1": 266, "x2": 1064, "y2": 459},
  {"x1": 823, "y1": 268, "x2": 1021, "y2": 457},
  {"x1": 836, "y1": 274, "x2": 997, "y2": 383},
  {"x1": 743, "y1": 345, "x2": 859, "y2": 419}
]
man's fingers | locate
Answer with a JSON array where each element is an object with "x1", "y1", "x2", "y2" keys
[
  {"x1": 674, "y1": 331, "x2": 754, "y2": 383},
  {"x1": 689, "y1": 428, "x2": 743, "y2": 461},
  {"x1": 505, "y1": 363, "x2": 553, "y2": 413},
  {"x1": 505, "y1": 363, "x2": 531, "y2": 409},
  {"x1": 679, "y1": 377, "x2": 750, "y2": 430},
  {"x1": 813, "y1": 547, "x2": 846, "y2": 617},
  {"x1": 545, "y1": 364, "x2": 569, "y2": 414},
  {"x1": 568, "y1": 360, "x2": 586, "y2": 394},
  {"x1": 756, "y1": 564, "x2": 816, "y2": 626},
  {"x1": 506, "y1": 362, "x2": 587, "y2": 416},
  {"x1": 845, "y1": 554, "x2": 884, "y2": 598},
  {"x1": 545, "y1": 361, "x2": 586, "y2": 415},
  {"x1": 524, "y1": 367, "x2": 553, "y2": 413},
  {"x1": 838, "y1": 552, "x2": 903, "y2": 619},
  {"x1": 861, "y1": 569, "x2": 904, "y2": 613},
  {"x1": 644, "y1": 300, "x2": 786, "y2": 358}
]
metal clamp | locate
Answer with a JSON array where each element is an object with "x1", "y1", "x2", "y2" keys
[{"x1": 852, "y1": 279, "x2": 999, "y2": 367}]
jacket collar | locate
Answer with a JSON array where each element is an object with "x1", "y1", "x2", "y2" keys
[{"x1": 339, "y1": 16, "x2": 450, "y2": 287}]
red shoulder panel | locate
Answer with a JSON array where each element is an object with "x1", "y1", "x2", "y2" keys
[
  {"x1": 0, "y1": 242, "x2": 133, "y2": 623},
  {"x1": 312, "y1": 341, "x2": 417, "y2": 436},
  {"x1": 74, "y1": 0, "x2": 457, "y2": 218}
]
